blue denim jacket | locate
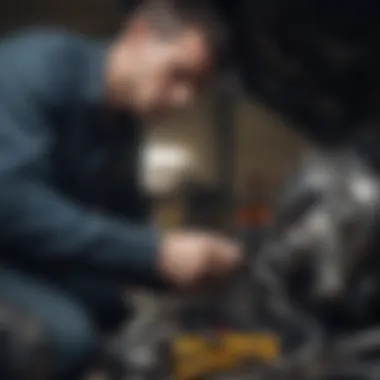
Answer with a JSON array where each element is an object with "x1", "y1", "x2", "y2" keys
[{"x1": 0, "y1": 28, "x2": 159, "y2": 286}]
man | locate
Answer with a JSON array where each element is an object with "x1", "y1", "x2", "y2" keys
[{"x1": 0, "y1": 0, "x2": 242, "y2": 378}]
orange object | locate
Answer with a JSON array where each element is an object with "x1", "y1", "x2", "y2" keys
[
  {"x1": 236, "y1": 204, "x2": 272, "y2": 226},
  {"x1": 173, "y1": 332, "x2": 280, "y2": 380}
]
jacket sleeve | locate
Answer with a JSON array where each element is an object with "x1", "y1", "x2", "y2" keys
[
  {"x1": 109, "y1": 180, "x2": 153, "y2": 223},
  {"x1": 0, "y1": 68, "x2": 161, "y2": 286}
]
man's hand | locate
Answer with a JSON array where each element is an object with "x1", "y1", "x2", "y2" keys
[{"x1": 158, "y1": 232, "x2": 243, "y2": 289}]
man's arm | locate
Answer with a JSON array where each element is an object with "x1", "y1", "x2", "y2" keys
[
  {"x1": 109, "y1": 182, "x2": 153, "y2": 223},
  {"x1": 0, "y1": 36, "x2": 160, "y2": 285},
  {"x1": 105, "y1": 117, "x2": 153, "y2": 223}
]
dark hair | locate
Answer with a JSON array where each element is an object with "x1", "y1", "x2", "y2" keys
[{"x1": 129, "y1": 0, "x2": 230, "y2": 67}]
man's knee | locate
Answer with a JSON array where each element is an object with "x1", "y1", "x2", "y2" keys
[
  {"x1": 0, "y1": 268, "x2": 101, "y2": 378},
  {"x1": 48, "y1": 304, "x2": 100, "y2": 377}
]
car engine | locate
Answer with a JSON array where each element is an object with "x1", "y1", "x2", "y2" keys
[{"x1": 105, "y1": 148, "x2": 380, "y2": 380}]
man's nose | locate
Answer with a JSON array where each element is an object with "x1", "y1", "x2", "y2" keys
[{"x1": 170, "y1": 86, "x2": 194, "y2": 107}]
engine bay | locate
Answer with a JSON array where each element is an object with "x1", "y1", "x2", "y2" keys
[{"x1": 109, "y1": 148, "x2": 380, "y2": 380}]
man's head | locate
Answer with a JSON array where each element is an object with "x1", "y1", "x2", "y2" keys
[{"x1": 107, "y1": 0, "x2": 228, "y2": 118}]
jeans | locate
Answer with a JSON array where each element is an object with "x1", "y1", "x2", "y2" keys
[{"x1": 0, "y1": 266, "x2": 127, "y2": 379}]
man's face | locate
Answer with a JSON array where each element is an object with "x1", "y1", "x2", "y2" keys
[{"x1": 125, "y1": 25, "x2": 214, "y2": 118}]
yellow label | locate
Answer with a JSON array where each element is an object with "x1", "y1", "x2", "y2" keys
[{"x1": 173, "y1": 333, "x2": 280, "y2": 380}]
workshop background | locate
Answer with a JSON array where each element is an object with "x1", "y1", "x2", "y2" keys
[
  {"x1": 0, "y1": 0, "x2": 314, "y2": 235},
  {"x1": 0, "y1": 0, "x2": 314, "y2": 233},
  {"x1": 3, "y1": 0, "x2": 378, "y2": 235}
]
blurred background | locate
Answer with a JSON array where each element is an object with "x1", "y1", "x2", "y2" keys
[{"x1": 2, "y1": 0, "x2": 378, "y2": 243}]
